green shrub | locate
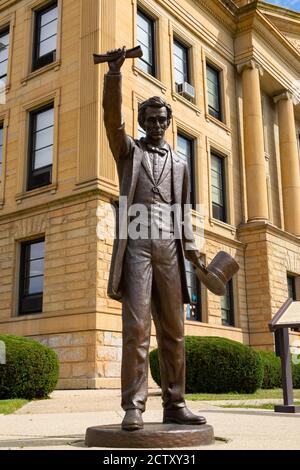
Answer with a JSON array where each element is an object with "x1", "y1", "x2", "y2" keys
[
  {"x1": 258, "y1": 350, "x2": 281, "y2": 389},
  {"x1": 0, "y1": 334, "x2": 59, "y2": 399},
  {"x1": 258, "y1": 350, "x2": 300, "y2": 390},
  {"x1": 292, "y1": 362, "x2": 300, "y2": 389},
  {"x1": 150, "y1": 336, "x2": 263, "y2": 394}
]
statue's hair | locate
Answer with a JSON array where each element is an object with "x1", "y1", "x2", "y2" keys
[{"x1": 138, "y1": 96, "x2": 172, "y2": 129}]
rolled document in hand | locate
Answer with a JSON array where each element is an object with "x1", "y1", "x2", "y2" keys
[{"x1": 93, "y1": 46, "x2": 143, "y2": 64}]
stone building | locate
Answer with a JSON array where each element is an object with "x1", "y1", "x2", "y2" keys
[{"x1": 0, "y1": 0, "x2": 299, "y2": 389}]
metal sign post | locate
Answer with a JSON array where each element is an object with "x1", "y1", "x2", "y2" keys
[{"x1": 269, "y1": 299, "x2": 300, "y2": 413}]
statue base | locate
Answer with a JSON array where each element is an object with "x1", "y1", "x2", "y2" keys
[
  {"x1": 85, "y1": 423, "x2": 214, "y2": 448},
  {"x1": 274, "y1": 405, "x2": 300, "y2": 413}
]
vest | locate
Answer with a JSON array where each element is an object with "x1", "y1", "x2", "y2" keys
[{"x1": 130, "y1": 150, "x2": 174, "y2": 236}]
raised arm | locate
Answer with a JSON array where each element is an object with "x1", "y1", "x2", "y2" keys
[{"x1": 102, "y1": 47, "x2": 131, "y2": 162}]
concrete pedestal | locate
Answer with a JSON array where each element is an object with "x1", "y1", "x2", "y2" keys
[{"x1": 274, "y1": 405, "x2": 300, "y2": 413}]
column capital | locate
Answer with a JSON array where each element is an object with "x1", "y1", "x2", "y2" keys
[
  {"x1": 273, "y1": 90, "x2": 293, "y2": 104},
  {"x1": 236, "y1": 59, "x2": 263, "y2": 76}
]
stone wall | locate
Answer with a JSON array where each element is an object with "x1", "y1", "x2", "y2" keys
[
  {"x1": 0, "y1": 197, "x2": 98, "y2": 320},
  {"x1": 238, "y1": 222, "x2": 300, "y2": 350}
]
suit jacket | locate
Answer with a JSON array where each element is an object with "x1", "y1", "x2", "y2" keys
[{"x1": 103, "y1": 72, "x2": 200, "y2": 303}]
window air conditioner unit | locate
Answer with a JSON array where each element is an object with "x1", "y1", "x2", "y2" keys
[{"x1": 177, "y1": 82, "x2": 195, "y2": 100}]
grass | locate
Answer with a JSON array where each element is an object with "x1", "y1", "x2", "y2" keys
[
  {"x1": 186, "y1": 389, "x2": 300, "y2": 401},
  {"x1": 221, "y1": 402, "x2": 300, "y2": 410},
  {"x1": 0, "y1": 399, "x2": 28, "y2": 415}
]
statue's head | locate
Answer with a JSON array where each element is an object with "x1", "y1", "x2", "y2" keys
[{"x1": 138, "y1": 96, "x2": 172, "y2": 144}]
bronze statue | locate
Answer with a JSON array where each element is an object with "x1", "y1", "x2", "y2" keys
[{"x1": 100, "y1": 46, "x2": 238, "y2": 431}]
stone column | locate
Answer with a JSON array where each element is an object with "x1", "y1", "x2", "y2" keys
[
  {"x1": 237, "y1": 60, "x2": 269, "y2": 222},
  {"x1": 274, "y1": 91, "x2": 300, "y2": 237}
]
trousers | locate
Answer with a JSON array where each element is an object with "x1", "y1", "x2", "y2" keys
[{"x1": 121, "y1": 237, "x2": 186, "y2": 412}]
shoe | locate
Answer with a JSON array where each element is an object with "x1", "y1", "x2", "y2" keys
[
  {"x1": 122, "y1": 409, "x2": 143, "y2": 431},
  {"x1": 163, "y1": 406, "x2": 207, "y2": 425}
]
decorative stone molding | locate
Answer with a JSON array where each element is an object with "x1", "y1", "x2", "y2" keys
[
  {"x1": 264, "y1": 152, "x2": 270, "y2": 162},
  {"x1": 273, "y1": 90, "x2": 293, "y2": 104},
  {"x1": 289, "y1": 38, "x2": 300, "y2": 54},
  {"x1": 236, "y1": 59, "x2": 263, "y2": 76}
]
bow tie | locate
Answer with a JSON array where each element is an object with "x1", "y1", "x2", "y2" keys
[{"x1": 146, "y1": 145, "x2": 168, "y2": 156}]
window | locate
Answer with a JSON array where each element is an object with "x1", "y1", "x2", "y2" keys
[
  {"x1": 19, "y1": 238, "x2": 45, "y2": 315},
  {"x1": 27, "y1": 104, "x2": 54, "y2": 191},
  {"x1": 221, "y1": 280, "x2": 234, "y2": 326},
  {"x1": 206, "y1": 63, "x2": 222, "y2": 121},
  {"x1": 173, "y1": 39, "x2": 189, "y2": 88},
  {"x1": 0, "y1": 28, "x2": 9, "y2": 85},
  {"x1": 0, "y1": 124, "x2": 3, "y2": 180},
  {"x1": 185, "y1": 260, "x2": 201, "y2": 322},
  {"x1": 33, "y1": 2, "x2": 58, "y2": 71},
  {"x1": 177, "y1": 133, "x2": 196, "y2": 208},
  {"x1": 287, "y1": 275, "x2": 296, "y2": 301},
  {"x1": 211, "y1": 153, "x2": 226, "y2": 223},
  {"x1": 138, "y1": 125, "x2": 146, "y2": 139},
  {"x1": 137, "y1": 9, "x2": 155, "y2": 76}
]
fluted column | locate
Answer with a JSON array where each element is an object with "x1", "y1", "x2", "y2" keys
[
  {"x1": 237, "y1": 60, "x2": 269, "y2": 222},
  {"x1": 274, "y1": 91, "x2": 300, "y2": 236}
]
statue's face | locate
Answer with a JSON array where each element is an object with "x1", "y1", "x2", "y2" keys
[{"x1": 143, "y1": 106, "x2": 169, "y2": 143}]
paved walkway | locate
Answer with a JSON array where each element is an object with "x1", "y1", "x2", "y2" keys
[{"x1": 0, "y1": 389, "x2": 300, "y2": 450}]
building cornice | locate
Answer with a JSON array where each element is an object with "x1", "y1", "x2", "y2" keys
[
  {"x1": 236, "y1": 6, "x2": 300, "y2": 72},
  {"x1": 0, "y1": 0, "x2": 20, "y2": 12},
  {"x1": 156, "y1": 0, "x2": 235, "y2": 61},
  {"x1": 218, "y1": 0, "x2": 239, "y2": 16},
  {"x1": 258, "y1": 1, "x2": 300, "y2": 22},
  {"x1": 192, "y1": 0, "x2": 237, "y2": 31},
  {"x1": 237, "y1": 221, "x2": 300, "y2": 247}
]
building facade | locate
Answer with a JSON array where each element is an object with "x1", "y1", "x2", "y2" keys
[{"x1": 0, "y1": 0, "x2": 299, "y2": 389}]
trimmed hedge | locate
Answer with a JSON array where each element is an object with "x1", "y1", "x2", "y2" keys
[
  {"x1": 150, "y1": 336, "x2": 263, "y2": 394},
  {"x1": 258, "y1": 350, "x2": 281, "y2": 389},
  {"x1": 257, "y1": 350, "x2": 300, "y2": 389},
  {"x1": 0, "y1": 334, "x2": 59, "y2": 399},
  {"x1": 293, "y1": 362, "x2": 300, "y2": 389}
]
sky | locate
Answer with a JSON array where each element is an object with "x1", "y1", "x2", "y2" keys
[{"x1": 266, "y1": 0, "x2": 300, "y2": 12}]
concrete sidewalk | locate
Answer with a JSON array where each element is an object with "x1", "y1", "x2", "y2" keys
[{"x1": 0, "y1": 390, "x2": 300, "y2": 450}]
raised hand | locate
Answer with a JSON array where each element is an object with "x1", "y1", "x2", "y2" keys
[{"x1": 107, "y1": 46, "x2": 126, "y2": 73}]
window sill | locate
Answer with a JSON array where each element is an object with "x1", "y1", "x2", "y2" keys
[
  {"x1": 205, "y1": 113, "x2": 231, "y2": 134},
  {"x1": 172, "y1": 92, "x2": 201, "y2": 116},
  {"x1": 21, "y1": 60, "x2": 61, "y2": 86},
  {"x1": 185, "y1": 319, "x2": 241, "y2": 332},
  {"x1": 18, "y1": 311, "x2": 43, "y2": 318},
  {"x1": 132, "y1": 65, "x2": 167, "y2": 93},
  {"x1": 209, "y1": 217, "x2": 236, "y2": 236},
  {"x1": 15, "y1": 183, "x2": 57, "y2": 204}
]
